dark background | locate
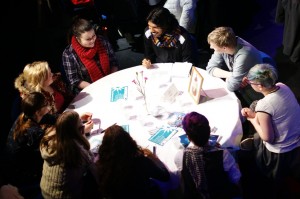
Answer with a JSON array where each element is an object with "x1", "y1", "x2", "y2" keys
[
  {"x1": 1, "y1": 0, "x2": 299, "y2": 153},
  {"x1": 1, "y1": 1, "x2": 300, "y2": 198}
]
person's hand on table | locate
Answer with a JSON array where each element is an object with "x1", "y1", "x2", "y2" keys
[
  {"x1": 0, "y1": 184, "x2": 24, "y2": 199},
  {"x1": 111, "y1": 66, "x2": 118, "y2": 73},
  {"x1": 78, "y1": 80, "x2": 91, "y2": 90},
  {"x1": 142, "y1": 58, "x2": 152, "y2": 69}
]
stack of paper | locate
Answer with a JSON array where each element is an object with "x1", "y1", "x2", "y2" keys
[{"x1": 170, "y1": 62, "x2": 192, "y2": 78}]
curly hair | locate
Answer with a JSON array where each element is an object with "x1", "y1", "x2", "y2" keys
[{"x1": 15, "y1": 61, "x2": 50, "y2": 95}]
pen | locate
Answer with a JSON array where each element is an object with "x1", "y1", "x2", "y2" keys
[
  {"x1": 153, "y1": 146, "x2": 156, "y2": 156},
  {"x1": 101, "y1": 123, "x2": 117, "y2": 133}
]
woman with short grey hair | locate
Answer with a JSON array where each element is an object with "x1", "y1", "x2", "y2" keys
[{"x1": 240, "y1": 63, "x2": 300, "y2": 197}]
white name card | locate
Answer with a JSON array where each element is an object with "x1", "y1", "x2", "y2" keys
[{"x1": 161, "y1": 83, "x2": 179, "y2": 103}]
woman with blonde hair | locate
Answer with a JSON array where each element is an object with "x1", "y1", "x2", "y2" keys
[{"x1": 14, "y1": 61, "x2": 74, "y2": 115}]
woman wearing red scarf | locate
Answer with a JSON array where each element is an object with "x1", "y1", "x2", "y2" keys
[{"x1": 62, "y1": 17, "x2": 119, "y2": 95}]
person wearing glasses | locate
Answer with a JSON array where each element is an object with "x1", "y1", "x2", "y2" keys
[
  {"x1": 3, "y1": 93, "x2": 93, "y2": 197},
  {"x1": 62, "y1": 16, "x2": 119, "y2": 95},
  {"x1": 40, "y1": 110, "x2": 99, "y2": 199},
  {"x1": 205, "y1": 26, "x2": 276, "y2": 107},
  {"x1": 240, "y1": 63, "x2": 300, "y2": 197}
]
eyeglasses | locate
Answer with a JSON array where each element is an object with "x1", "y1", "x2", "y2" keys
[{"x1": 246, "y1": 80, "x2": 260, "y2": 85}]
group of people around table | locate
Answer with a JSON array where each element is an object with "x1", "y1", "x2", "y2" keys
[
  {"x1": 139, "y1": 6, "x2": 300, "y2": 198},
  {"x1": 1, "y1": 5, "x2": 300, "y2": 199}
]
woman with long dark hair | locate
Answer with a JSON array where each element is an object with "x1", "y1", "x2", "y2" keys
[
  {"x1": 40, "y1": 110, "x2": 99, "y2": 199},
  {"x1": 96, "y1": 124, "x2": 170, "y2": 199},
  {"x1": 4, "y1": 92, "x2": 56, "y2": 197}
]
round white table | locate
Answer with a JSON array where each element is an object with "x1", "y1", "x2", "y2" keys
[{"x1": 66, "y1": 63, "x2": 243, "y2": 190}]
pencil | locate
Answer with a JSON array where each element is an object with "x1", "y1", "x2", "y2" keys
[{"x1": 101, "y1": 123, "x2": 117, "y2": 133}]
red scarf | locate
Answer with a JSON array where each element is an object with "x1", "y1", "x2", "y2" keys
[{"x1": 72, "y1": 36, "x2": 110, "y2": 82}]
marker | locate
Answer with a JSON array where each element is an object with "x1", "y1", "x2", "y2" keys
[{"x1": 153, "y1": 146, "x2": 156, "y2": 156}]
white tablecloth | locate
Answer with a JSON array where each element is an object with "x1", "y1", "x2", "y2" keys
[{"x1": 66, "y1": 63, "x2": 243, "y2": 189}]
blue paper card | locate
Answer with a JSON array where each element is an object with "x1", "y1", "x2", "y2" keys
[
  {"x1": 167, "y1": 112, "x2": 186, "y2": 127},
  {"x1": 177, "y1": 133, "x2": 219, "y2": 148},
  {"x1": 179, "y1": 134, "x2": 190, "y2": 148},
  {"x1": 149, "y1": 126, "x2": 178, "y2": 146},
  {"x1": 110, "y1": 86, "x2": 128, "y2": 102},
  {"x1": 208, "y1": 135, "x2": 219, "y2": 146},
  {"x1": 121, "y1": 124, "x2": 129, "y2": 132}
]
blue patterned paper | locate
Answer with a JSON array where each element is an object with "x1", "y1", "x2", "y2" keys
[
  {"x1": 149, "y1": 126, "x2": 178, "y2": 146},
  {"x1": 110, "y1": 86, "x2": 128, "y2": 102},
  {"x1": 121, "y1": 124, "x2": 129, "y2": 132}
]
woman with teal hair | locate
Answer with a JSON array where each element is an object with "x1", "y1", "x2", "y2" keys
[{"x1": 240, "y1": 63, "x2": 300, "y2": 197}]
